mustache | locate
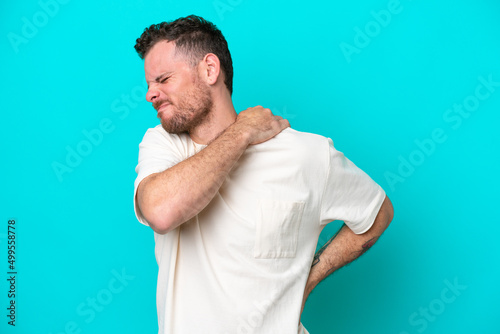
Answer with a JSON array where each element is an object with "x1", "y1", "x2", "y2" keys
[{"x1": 153, "y1": 100, "x2": 171, "y2": 111}]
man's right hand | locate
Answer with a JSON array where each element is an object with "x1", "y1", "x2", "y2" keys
[
  {"x1": 231, "y1": 106, "x2": 290, "y2": 145},
  {"x1": 137, "y1": 105, "x2": 290, "y2": 234}
]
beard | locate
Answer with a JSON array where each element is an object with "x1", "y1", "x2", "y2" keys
[{"x1": 155, "y1": 79, "x2": 213, "y2": 134}]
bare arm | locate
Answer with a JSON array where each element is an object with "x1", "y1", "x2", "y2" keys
[
  {"x1": 300, "y1": 195, "x2": 394, "y2": 317},
  {"x1": 136, "y1": 106, "x2": 289, "y2": 234}
]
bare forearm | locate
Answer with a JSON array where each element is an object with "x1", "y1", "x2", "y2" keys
[
  {"x1": 138, "y1": 124, "x2": 250, "y2": 234},
  {"x1": 305, "y1": 225, "x2": 379, "y2": 296},
  {"x1": 137, "y1": 106, "x2": 290, "y2": 234},
  {"x1": 304, "y1": 196, "x2": 394, "y2": 297}
]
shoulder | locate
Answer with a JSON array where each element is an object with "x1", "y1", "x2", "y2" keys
[
  {"x1": 277, "y1": 127, "x2": 329, "y2": 143},
  {"x1": 137, "y1": 126, "x2": 196, "y2": 162},
  {"x1": 272, "y1": 128, "x2": 332, "y2": 153},
  {"x1": 140, "y1": 125, "x2": 182, "y2": 143},
  {"x1": 139, "y1": 125, "x2": 191, "y2": 151},
  {"x1": 250, "y1": 127, "x2": 332, "y2": 165}
]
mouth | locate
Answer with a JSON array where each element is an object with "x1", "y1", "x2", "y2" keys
[{"x1": 156, "y1": 102, "x2": 171, "y2": 116}]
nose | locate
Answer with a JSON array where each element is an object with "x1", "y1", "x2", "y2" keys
[{"x1": 146, "y1": 86, "x2": 160, "y2": 103}]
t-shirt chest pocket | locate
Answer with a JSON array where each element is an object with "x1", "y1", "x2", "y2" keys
[{"x1": 253, "y1": 199, "x2": 305, "y2": 259}]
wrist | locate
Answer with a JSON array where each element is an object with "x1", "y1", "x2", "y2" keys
[{"x1": 225, "y1": 121, "x2": 252, "y2": 147}]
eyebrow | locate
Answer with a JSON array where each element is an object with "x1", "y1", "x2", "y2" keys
[{"x1": 146, "y1": 71, "x2": 173, "y2": 88}]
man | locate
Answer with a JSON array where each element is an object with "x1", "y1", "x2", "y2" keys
[{"x1": 133, "y1": 15, "x2": 394, "y2": 334}]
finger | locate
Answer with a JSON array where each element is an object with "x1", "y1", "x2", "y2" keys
[{"x1": 280, "y1": 119, "x2": 291, "y2": 129}]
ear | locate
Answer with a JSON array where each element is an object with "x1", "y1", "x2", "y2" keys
[{"x1": 200, "y1": 53, "x2": 221, "y2": 86}]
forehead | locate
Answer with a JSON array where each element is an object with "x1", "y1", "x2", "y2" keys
[{"x1": 144, "y1": 40, "x2": 189, "y2": 79}]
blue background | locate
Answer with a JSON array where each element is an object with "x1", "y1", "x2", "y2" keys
[{"x1": 1, "y1": 0, "x2": 499, "y2": 333}]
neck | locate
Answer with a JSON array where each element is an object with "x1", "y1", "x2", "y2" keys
[{"x1": 188, "y1": 90, "x2": 236, "y2": 145}]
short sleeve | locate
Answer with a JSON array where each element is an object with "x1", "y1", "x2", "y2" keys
[
  {"x1": 319, "y1": 138, "x2": 386, "y2": 234},
  {"x1": 133, "y1": 127, "x2": 186, "y2": 226}
]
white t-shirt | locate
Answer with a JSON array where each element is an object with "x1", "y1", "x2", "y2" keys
[{"x1": 133, "y1": 126, "x2": 386, "y2": 334}]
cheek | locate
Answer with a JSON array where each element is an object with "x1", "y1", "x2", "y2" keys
[{"x1": 164, "y1": 84, "x2": 183, "y2": 101}]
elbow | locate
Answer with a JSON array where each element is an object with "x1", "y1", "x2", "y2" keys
[
  {"x1": 370, "y1": 195, "x2": 394, "y2": 234},
  {"x1": 386, "y1": 195, "x2": 394, "y2": 223},
  {"x1": 141, "y1": 202, "x2": 180, "y2": 235},
  {"x1": 147, "y1": 216, "x2": 170, "y2": 235},
  {"x1": 138, "y1": 190, "x2": 180, "y2": 234},
  {"x1": 137, "y1": 177, "x2": 180, "y2": 234},
  {"x1": 381, "y1": 195, "x2": 394, "y2": 229}
]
